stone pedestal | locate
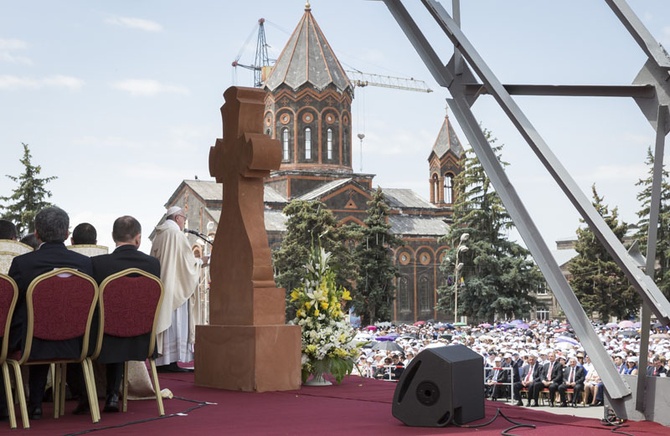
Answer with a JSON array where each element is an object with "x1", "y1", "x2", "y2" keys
[{"x1": 195, "y1": 324, "x2": 301, "y2": 392}]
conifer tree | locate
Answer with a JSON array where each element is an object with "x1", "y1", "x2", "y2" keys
[
  {"x1": 635, "y1": 147, "x2": 670, "y2": 297},
  {"x1": 353, "y1": 188, "x2": 402, "y2": 325},
  {"x1": 0, "y1": 143, "x2": 57, "y2": 235},
  {"x1": 437, "y1": 134, "x2": 542, "y2": 323},
  {"x1": 272, "y1": 199, "x2": 359, "y2": 319},
  {"x1": 568, "y1": 185, "x2": 639, "y2": 321}
]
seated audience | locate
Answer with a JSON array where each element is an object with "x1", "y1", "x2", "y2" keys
[
  {"x1": 2, "y1": 206, "x2": 93, "y2": 420},
  {"x1": 558, "y1": 356, "x2": 585, "y2": 407}
]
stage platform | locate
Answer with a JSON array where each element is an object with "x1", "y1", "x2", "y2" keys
[{"x1": 6, "y1": 372, "x2": 668, "y2": 435}]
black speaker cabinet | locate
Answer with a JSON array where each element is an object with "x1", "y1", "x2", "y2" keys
[{"x1": 392, "y1": 344, "x2": 485, "y2": 427}]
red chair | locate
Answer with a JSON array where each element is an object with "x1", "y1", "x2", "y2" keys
[
  {"x1": 0, "y1": 274, "x2": 28, "y2": 429},
  {"x1": 17, "y1": 268, "x2": 100, "y2": 423},
  {"x1": 92, "y1": 268, "x2": 165, "y2": 415}
]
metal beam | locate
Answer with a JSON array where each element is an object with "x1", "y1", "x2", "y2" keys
[{"x1": 464, "y1": 84, "x2": 655, "y2": 98}]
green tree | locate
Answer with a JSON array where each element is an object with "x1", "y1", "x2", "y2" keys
[
  {"x1": 437, "y1": 135, "x2": 542, "y2": 323},
  {"x1": 352, "y1": 188, "x2": 403, "y2": 325},
  {"x1": 0, "y1": 143, "x2": 57, "y2": 235},
  {"x1": 635, "y1": 147, "x2": 670, "y2": 298},
  {"x1": 568, "y1": 185, "x2": 640, "y2": 321},
  {"x1": 273, "y1": 199, "x2": 359, "y2": 320}
]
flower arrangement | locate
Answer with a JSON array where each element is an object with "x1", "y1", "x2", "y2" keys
[{"x1": 290, "y1": 247, "x2": 360, "y2": 384}]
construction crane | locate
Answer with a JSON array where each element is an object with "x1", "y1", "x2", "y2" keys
[
  {"x1": 232, "y1": 18, "x2": 271, "y2": 88},
  {"x1": 345, "y1": 69, "x2": 433, "y2": 93}
]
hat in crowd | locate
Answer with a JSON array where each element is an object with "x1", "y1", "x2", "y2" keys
[
  {"x1": 504, "y1": 353, "x2": 512, "y2": 359},
  {"x1": 627, "y1": 356, "x2": 638, "y2": 363},
  {"x1": 166, "y1": 205, "x2": 182, "y2": 217},
  {"x1": 493, "y1": 356, "x2": 502, "y2": 362}
]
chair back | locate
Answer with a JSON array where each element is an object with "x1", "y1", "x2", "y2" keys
[
  {"x1": 0, "y1": 240, "x2": 33, "y2": 274},
  {"x1": 94, "y1": 268, "x2": 164, "y2": 360},
  {"x1": 68, "y1": 244, "x2": 109, "y2": 257},
  {"x1": 21, "y1": 268, "x2": 98, "y2": 364},
  {"x1": 0, "y1": 274, "x2": 19, "y2": 361}
]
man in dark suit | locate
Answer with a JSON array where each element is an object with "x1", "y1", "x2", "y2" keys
[
  {"x1": 558, "y1": 355, "x2": 586, "y2": 406},
  {"x1": 646, "y1": 354, "x2": 668, "y2": 377},
  {"x1": 513, "y1": 353, "x2": 541, "y2": 406},
  {"x1": 1, "y1": 206, "x2": 93, "y2": 421},
  {"x1": 486, "y1": 356, "x2": 510, "y2": 400},
  {"x1": 533, "y1": 351, "x2": 563, "y2": 407},
  {"x1": 90, "y1": 215, "x2": 161, "y2": 413}
]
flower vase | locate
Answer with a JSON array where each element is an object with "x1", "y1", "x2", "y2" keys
[{"x1": 304, "y1": 359, "x2": 333, "y2": 386}]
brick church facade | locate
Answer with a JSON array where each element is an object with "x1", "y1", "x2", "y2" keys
[{"x1": 165, "y1": 4, "x2": 465, "y2": 323}]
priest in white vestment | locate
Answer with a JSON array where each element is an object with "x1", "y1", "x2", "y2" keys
[{"x1": 150, "y1": 206, "x2": 201, "y2": 371}]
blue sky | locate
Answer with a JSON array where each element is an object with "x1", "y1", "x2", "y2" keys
[{"x1": 1, "y1": 0, "x2": 669, "y2": 252}]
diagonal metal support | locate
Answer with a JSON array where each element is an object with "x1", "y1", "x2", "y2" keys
[{"x1": 380, "y1": 0, "x2": 670, "y2": 402}]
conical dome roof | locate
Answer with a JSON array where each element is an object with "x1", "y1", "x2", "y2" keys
[{"x1": 264, "y1": 4, "x2": 352, "y2": 94}]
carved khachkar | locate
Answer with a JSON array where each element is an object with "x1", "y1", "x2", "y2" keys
[{"x1": 195, "y1": 86, "x2": 301, "y2": 392}]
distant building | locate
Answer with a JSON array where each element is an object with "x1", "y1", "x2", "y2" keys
[{"x1": 164, "y1": 4, "x2": 465, "y2": 323}]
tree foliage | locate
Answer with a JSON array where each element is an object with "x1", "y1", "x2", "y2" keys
[
  {"x1": 437, "y1": 134, "x2": 542, "y2": 323},
  {"x1": 272, "y1": 199, "x2": 359, "y2": 320},
  {"x1": 0, "y1": 143, "x2": 57, "y2": 235},
  {"x1": 635, "y1": 147, "x2": 670, "y2": 298},
  {"x1": 352, "y1": 188, "x2": 402, "y2": 325},
  {"x1": 568, "y1": 185, "x2": 640, "y2": 321}
]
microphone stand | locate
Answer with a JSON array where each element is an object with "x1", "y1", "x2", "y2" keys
[{"x1": 186, "y1": 230, "x2": 213, "y2": 246}]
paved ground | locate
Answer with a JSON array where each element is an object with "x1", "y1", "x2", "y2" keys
[{"x1": 489, "y1": 399, "x2": 606, "y2": 420}]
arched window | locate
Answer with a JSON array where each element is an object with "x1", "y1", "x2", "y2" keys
[
  {"x1": 418, "y1": 276, "x2": 431, "y2": 312},
  {"x1": 398, "y1": 277, "x2": 410, "y2": 313},
  {"x1": 327, "y1": 128, "x2": 333, "y2": 160},
  {"x1": 282, "y1": 128, "x2": 289, "y2": 161},
  {"x1": 444, "y1": 173, "x2": 454, "y2": 204},
  {"x1": 304, "y1": 127, "x2": 312, "y2": 159}
]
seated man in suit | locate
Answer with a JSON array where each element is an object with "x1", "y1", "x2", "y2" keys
[
  {"x1": 0, "y1": 219, "x2": 18, "y2": 240},
  {"x1": 533, "y1": 351, "x2": 563, "y2": 407},
  {"x1": 1, "y1": 206, "x2": 93, "y2": 421},
  {"x1": 646, "y1": 354, "x2": 668, "y2": 377},
  {"x1": 90, "y1": 216, "x2": 161, "y2": 413},
  {"x1": 558, "y1": 355, "x2": 586, "y2": 407},
  {"x1": 485, "y1": 356, "x2": 510, "y2": 400},
  {"x1": 513, "y1": 353, "x2": 541, "y2": 406}
]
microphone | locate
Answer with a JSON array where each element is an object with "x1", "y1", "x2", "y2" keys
[{"x1": 184, "y1": 228, "x2": 205, "y2": 237}]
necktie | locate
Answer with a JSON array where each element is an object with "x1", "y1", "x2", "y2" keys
[
  {"x1": 494, "y1": 369, "x2": 499, "y2": 381},
  {"x1": 525, "y1": 366, "x2": 532, "y2": 382},
  {"x1": 547, "y1": 363, "x2": 553, "y2": 380},
  {"x1": 569, "y1": 367, "x2": 575, "y2": 383}
]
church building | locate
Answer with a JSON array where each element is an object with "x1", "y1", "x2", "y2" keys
[{"x1": 164, "y1": 3, "x2": 465, "y2": 323}]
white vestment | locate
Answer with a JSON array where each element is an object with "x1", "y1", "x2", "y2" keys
[{"x1": 150, "y1": 219, "x2": 200, "y2": 364}]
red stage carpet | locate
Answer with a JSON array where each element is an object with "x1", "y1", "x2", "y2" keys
[{"x1": 6, "y1": 373, "x2": 668, "y2": 435}]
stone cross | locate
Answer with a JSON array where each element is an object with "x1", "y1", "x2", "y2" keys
[{"x1": 195, "y1": 86, "x2": 301, "y2": 392}]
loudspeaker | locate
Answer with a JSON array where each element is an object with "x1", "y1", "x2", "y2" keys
[{"x1": 392, "y1": 344, "x2": 485, "y2": 427}]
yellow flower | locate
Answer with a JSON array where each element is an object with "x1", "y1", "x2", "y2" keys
[
  {"x1": 341, "y1": 289, "x2": 351, "y2": 301},
  {"x1": 320, "y1": 301, "x2": 329, "y2": 310},
  {"x1": 290, "y1": 289, "x2": 301, "y2": 301},
  {"x1": 313, "y1": 308, "x2": 320, "y2": 316}
]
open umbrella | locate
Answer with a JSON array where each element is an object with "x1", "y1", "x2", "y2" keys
[
  {"x1": 454, "y1": 322, "x2": 467, "y2": 327},
  {"x1": 618, "y1": 320, "x2": 634, "y2": 329},
  {"x1": 371, "y1": 341, "x2": 403, "y2": 353},
  {"x1": 605, "y1": 322, "x2": 618, "y2": 328},
  {"x1": 364, "y1": 325, "x2": 377, "y2": 331},
  {"x1": 413, "y1": 321, "x2": 426, "y2": 327},
  {"x1": 515, "y1": 323, "x2": 530, "y2": 330}
]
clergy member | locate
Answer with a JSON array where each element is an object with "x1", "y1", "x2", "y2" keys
[{"x1": 150, "y1": 205, "x2": 201, "y2": 372}]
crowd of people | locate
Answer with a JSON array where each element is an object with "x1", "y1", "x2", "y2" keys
[
  {"x1": 0, "y1": 205, "x2": 203, "y2": 422},
  {"x1": 353, "y1": 320, "x2": 670, "y2": 407}
]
